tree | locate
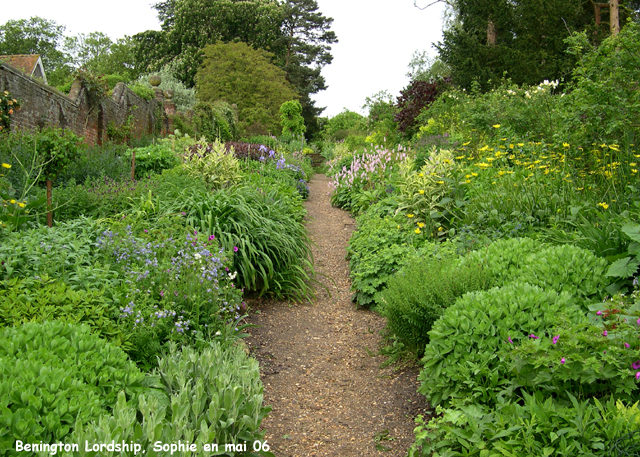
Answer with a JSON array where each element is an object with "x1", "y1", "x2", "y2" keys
[
  {"x1": 434, "y1": 0, "x2": 595, "y2": 90},
  {"x1": 395, "y1": 78, "x2": 451, "y2": 138},
  {"x1": 133, "y1": 0, "x2": 284, "y2": 88},
  {"x1": 280, "y1": 100, "x2": 306, "y2": 136},
  {"x1": 279, "y1": 0, "x2": 337, "y2": 139},
  {"x1": 322, "y1": 109, "x2": 366, "y2": 140},
  {"x1": 0, "y1": 17, "x2": 73, "y2": 86},
  {"x1": 64, "y1": 33, "x2": 139, "y2": 81},
  {"x1": 196, "y1": 42, "x2": 298, "y2": 135}
]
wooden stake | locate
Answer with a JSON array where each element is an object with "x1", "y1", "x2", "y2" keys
[
  {"x1": 46, "y1": 179, "x2": 52, "y2": 228},
  {"x1": 131, "y1": 149, "x2": 136, "y2": 181}
]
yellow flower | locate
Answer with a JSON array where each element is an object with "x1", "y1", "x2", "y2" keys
[
  {"x1": 417, "y1": 222, "x2": 425, "y2": 228},
  {"x1": 414, "y1": 228, "x2": 421, "y2": 234},
  {"x1": 462, "y1": 142, "x2": 470, "y2": 146},
  {"x1": 633, "y1": 169, "x2": 638, "y2": 174},
  {"x1": 493, "y1": 124, "x2": 501, "y2": 128},
  {"x1": 630, "y1": 163, "x2": 637, "y2": 167},
  {"x1": 609, "y1": 145, "x2": 620, "y2": 152},
  {"x1": 471, "y1": 172, "x2": 478, "y2": 177},
  {"x1": 598, "y1": 202, "x2": 609, "y2": 210},
  {"x1": 418, "y1": 173, "x2": 424, "y2": 177},
  {"x1": 1, "y1": 163, "x2": 10, "y2": 169},
  {"x1": 9, "y1": 199, "x2": 16, "y2": 204},
  {"x1": 17, "y1": 202, "x2": 25, "y2": 208},
  {"x1": 407, "y1": 214, "x2": 414, "y2": 218},
  {"x1": 563, "y1": 143, "x2": 570, "y2": 148},
  {"x1": 397, "y1": 225, "x2": 401, "y2": 229},
  {"x1": 438, "y1": 227, "x2": 443, "y2": 232},
  {"x1": 436, "y1": 181, "x2": 445, "y2": 184},
  {"x1": 419, "y1": 190, "x2": 425, "y2": 194},
  {"x1": 456, "y1": 155, "x2": 466, "y2": 160},
  {"x1": 517, "y1": 143, "x2": 524, "y2": 147}
]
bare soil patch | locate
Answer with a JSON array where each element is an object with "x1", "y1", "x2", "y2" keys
[{"x1": 245, "y1": 174, "x2": 427, "y2": 457}]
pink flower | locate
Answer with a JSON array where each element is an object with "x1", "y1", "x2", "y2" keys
[
  {"x1": 596, "y1": 310, "x2": 602, "y2": 315},
  {"x1": 529, "y1": 334, "x2": 539, "y2": 339},
  {"x1": 625, "y1": 343, "x2": 631, "y2": 349},
  {"x1": 561, "y1": 358, "x2": 566, "y2": 364},
  {"x1": 209, "y1": 235, "x2": 215, "y2": 241},
  {"x1": 637, "y1": 318, "x2": 640, "y2": 326},
  {"x1": 637, "y1": 372, "x2": 640, "y2": 380},
  {"x1": 632, "y1": 361, "x2": 640, "y2": 370},
  {"x1": 552, "y1": 335, "x2": 560, "y2": 345},
  {"x1": 233, "y1": 246, "x2": 239, "y2": 252},
  {"x1": 603, "y1": 330, "x2": 608, "y2": 337},
  {"x1": 508, "y1": 337, "x2": 513, "y2": 344}
]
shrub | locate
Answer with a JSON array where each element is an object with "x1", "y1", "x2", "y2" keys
[
  {"x1": 192, "y1": 101, "x2": 237, "y2": 142},
  {"x1": 56, "y1": 143, "x2": 130, "y2": 186},
  {"x1": 67, "y1": 342, "x2": 270, "y2": 456},
  {"x1": 0, "y1": 277, "x2": 126, "y2": 346},
  {"x1": 409, "y1": 394, "x2": 640, "y2": 457},
  {"x1": 124, "y1": 143, "x2": 179, "y2": 179},
  {"x1": 419, "y1": 282, "x2": 583, "y2": 408},
  {"x1": 379, "y1": 256, "x2": 492, "y2": 356},
  {"x1": 0, "y1": 321, "x2": 152, "y2": 452},
  {"x1": 182, "y1": 139, "x2": 242, "y2": 189}
]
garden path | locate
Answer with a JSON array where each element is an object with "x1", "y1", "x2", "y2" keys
[{"x1": 245, "y1": 174, "x2": 426, "y2": 457}]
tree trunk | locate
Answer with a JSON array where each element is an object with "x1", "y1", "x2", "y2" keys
[
  {"x1": 610, "y1": 0, "x2": 620, "y2": 35},
  {"x1": 487, "y1": 18, "x2": 497, "y2": 46},
  {"x1": 46, "y1": 179, "x2": 53, "y2": 228}
]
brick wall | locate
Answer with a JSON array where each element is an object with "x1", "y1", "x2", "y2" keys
[{"x1": 0, "y1": 61, "x2": 170, "y2": 145}]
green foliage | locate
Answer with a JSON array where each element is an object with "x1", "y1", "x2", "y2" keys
[
  {"x1": 196, "y1": 42, "x2": 298, "y2": 136},
  {"x1": 124, "y1": 143, "x2": 179, "y2": 179},
  {"x1": 419, "y1": 282, "x2": 582, "y2": 408},
  {"x1": 322, "y1": 109, "x2": 367, "y2": 140},
  {"x1": 0, "y1": 277, "x2": 126, "y2": 346},
  {"x1": 176, "y1": 183, "x2": 314, "y2": 300},
  {"x1": 67, "y1": 342, "x2": 271, "y2": 456},
  {"x1": 35, "y1": 128, "x2": 83, "y2": 182},
  {"x1": 0, "y1": 16, "x2": 74, "y2": 86},
  {"x1": 192, "y1": 100, "x2": 237, "y2": 142},
  {"x1": 182, "y1": 139, "x2": 242, "y2": 189},
  {"x1": 562, "y1": 21, "x2": 640, "y2": 146},
  {"x1": 128, "y1": 82, "x2": 154, "y2": 100},
  {"x1": 0, "y1": 321, "x2": 150, "y2": 451},
  {"x1": 280, "y1": 99, "x2": 306, "y2": 136},
  {"x1": 0, "y1": 90, "x2": 20, "y2": 134},
  {"x1": 56, "y1": 142, "x2": 130, "y2": 186},
  {"x1": 409, "y1": 394, "x2": 640, "y2": 457},
  {"x1": 436, "y1": 0, "x2": 591, "y2": 91},
  {"x1": 379, "y1": 255, "x2": 491, "y2": 356}
]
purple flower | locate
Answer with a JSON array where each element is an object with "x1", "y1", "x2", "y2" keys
[
  {"x1": 508, "y1": 337, "x2": 513, "y2": 344},
  {"x1": 209, "y1": 235, "x2": 215, "y2": 241},
  {"x1": 637, "y1": 372, "x2": 640, "y2": 380},
  {"x1": 632, "y1": 361, "x2": 640, "y2": 370},
  {"x1": 552, "y1": 335, "x2": 560, "y2": 345},
  {"x1": 596, "y1": 310, "x2": 602, "y2": 316},
  {"x1": 233, "y1": 246, "x2": 239, "y2": 252},
  {"x1": 529, "y1": 334, "x2": 539, "y2": 339},
  {"x1": 561, "y1": 358, "x2": 566, "y2": 364},
  {"x1": 637, "y1": 318, "x2": 640, "y2": 326},
  {"x1": 181, "y1": 212, "x2": 186, "y2": 216},
  {"x1": 603, "y1": 330, "x2": 608, "y2": 337}
]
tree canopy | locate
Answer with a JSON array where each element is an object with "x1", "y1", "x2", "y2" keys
[{"x1": 196, "y1": 41, "x2": 298, "y2": 135}]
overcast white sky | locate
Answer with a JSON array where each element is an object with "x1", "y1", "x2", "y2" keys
[{"x1": 3, "y1": 0, "x2": 446, "y2": 118}]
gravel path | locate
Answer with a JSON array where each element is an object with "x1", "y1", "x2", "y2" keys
[{"x1": 245, "y1": 174, "x2": 426, "y2": 457}]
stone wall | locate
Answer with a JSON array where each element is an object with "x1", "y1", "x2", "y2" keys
[{"x1": 0, "y1": 61, "x2": 171, "y2": 145}]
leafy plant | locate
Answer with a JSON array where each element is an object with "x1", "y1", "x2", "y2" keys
[
  {"x1": 0, "y1": 321, "x2": 153, "y2": 452},
  {"x1": 124, "y1": 143, "x2": 179, "y2": 179},
  {"x1": 379, "y1": 254, "x2": 491, "y2": 356},
  {"x1": 182, "y1": 139, "x2": 242, "y2": 189},
  {"x1": 419, "y1": 282, "x2": 582, "y2": 408},
  {"x1": 0, "y1": 90, "x2": 20, "y2": 133},
  {"x1": 280, "y1": 99, "x2": 306, "y2": 136}
]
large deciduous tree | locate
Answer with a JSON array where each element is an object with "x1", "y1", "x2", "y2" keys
[
  {"x1": 133, "y1": 0, "x2": 284, "y2": 88},
  {"x1": 196, "y1": 42, "x2": 298, "y2": 135},
  {"x1": 0, "y1": 17, "x2": 73, "y2": 86}
]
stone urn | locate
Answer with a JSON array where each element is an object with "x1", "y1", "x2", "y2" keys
[
  {"x1": 149, "y1": 75, "x2": 162, "y2": 87},
  {"x1": 163, "y1": 89, "x2": 174, "y2": 99}
]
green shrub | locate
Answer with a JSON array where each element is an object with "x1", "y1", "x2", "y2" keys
[
  {"x1": 182, "y1": 139, "x2": 242, "y2": 189},
  {"x1": 409, "y1": 393, "x2": 640, "y2": 457},
  {"x1": 124, "y1": 143, "x2": 179, "y2": 179},
  {"x1": 67, "y1": 342, "x2": 271, "y2": 456},
  {"x1": 419, "y1": 282, "x2": 583, "y2": 408},
  {"x1": 0, "y1": 277, "x2": 126, "y2": 346},
  {"x1": 0, "y1": 321, "x2": 153, "y2": 452},
  {"x1": 461, "y1": 237, "x2": 541, "y2": 286},
  {"x1": 379, "y1": 256, "x2": 492, "y2": 356},
  {"x1": 56, "y1": 143, "x2": 130, "y2": 187},
  {"x1": 192, "y1": 101, "x2": 237, "y2": 142}
]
